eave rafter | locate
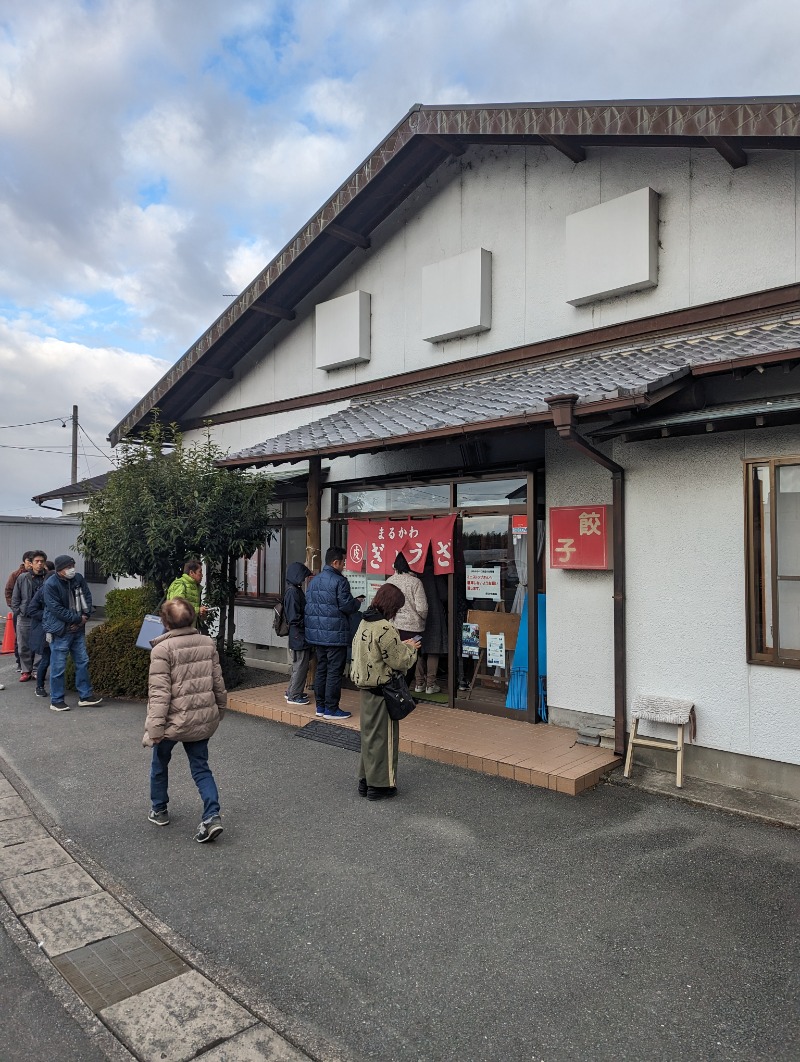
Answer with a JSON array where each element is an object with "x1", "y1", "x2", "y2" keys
[
  {"x1": 324, "y1": 222, "x2": 371, "y2": 249},
  {"x1": 250, "y1": 301, "x2": 296, "y2": 321},
  {"x1": 188, "y1": 365, "x2": 233, "y2": 380},
  {"x1": 706, "y1": 136, "x2": 748, "y2": 168},
  {"x1": 539, "y1": 134, "x2": 586, "y2": 163},
  {"x1": 424, "y1": 133, "x2": 467, "y2": 156}
]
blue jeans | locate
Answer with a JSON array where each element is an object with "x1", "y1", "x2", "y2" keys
[
  {"x1": 312, "y1": 644, "x2": 347, "y2": 711},
  {"x1": 150, "y1": 738, "x2": 220, "y2": 821},
  {"x1": 49, "y1": 630, "x2": 92, "y2": 702}
]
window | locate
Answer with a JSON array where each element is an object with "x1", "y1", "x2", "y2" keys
[
  {"x1": 236, "y1": 500, "x2": 307, "y2": 602},
  {"x1": 83, "y1": 556, "x2": 109, "y2": 584},
  {"x1": 746, "y1": 459, "x2": 800, "y2": 665},
  {"x1": 336, "y1": 484, "x2": 450, "y2": 514}
]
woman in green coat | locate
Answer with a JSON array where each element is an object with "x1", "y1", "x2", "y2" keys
[{"x1": 350, "y1": 583, "x2": 420, "y2": 800}]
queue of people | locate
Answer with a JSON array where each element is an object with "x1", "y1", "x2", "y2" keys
[
  {"x1": 5, "y1": 550, "x2": 102, "y2": 710},
  {"x1": 5, "y1": 544, "x2": 438, "y2": 843}
]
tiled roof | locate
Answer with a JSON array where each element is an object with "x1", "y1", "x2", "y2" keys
[{"x1": 224, "y1": 313, "x2": 800, "y2": 465}]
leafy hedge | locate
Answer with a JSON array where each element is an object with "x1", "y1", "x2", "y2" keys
[
  {"x1": 67, "y1": 586, "x2": 246, "y2": 696},
  {"x1": 84, "y1": 618, "x2": 151, "y2": 698},
  {"x1": 105, "y1": 586, "x2": 160, "y2": 622}
]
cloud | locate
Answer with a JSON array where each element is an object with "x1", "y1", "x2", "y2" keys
[{"x1": 0, "y1": 316, "x2": 166, "y2": 516}]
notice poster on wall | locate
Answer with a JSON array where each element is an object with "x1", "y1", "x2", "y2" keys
[
  {"x1": 461, "y1": 622, "x2": 480, "y2": 659},
  {"x1": 465, "y1": 565, "x2": 502, "y2": 600},
  {"x1": 344, "y1": 570, "x2": 368, "y2": 599},
  {"x1": 366, "y1": 576, "x2": 385, "y2": 605},
  {"x1": 486, "y1": 632, "x2": 506, "y2": 668}
]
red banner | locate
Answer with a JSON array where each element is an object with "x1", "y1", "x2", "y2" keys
[
  {"x1": 347, "y1": 515, "x2": 456, "y2": 576},
  {"x1": 346, "y1": 519, "x2": 370, "y2": 571},
  {"x1": 427, "y1": 514, "x2": 456, "y2": 574}
]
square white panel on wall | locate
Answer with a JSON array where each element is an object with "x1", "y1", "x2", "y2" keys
[
  {"x1": 315, "y1": 290, "x2": 371, "y2": 370},
  {"x1": 421, "y1": 247, "x2": 492, "y2": 343},
  {"x1": 565, "y1": 187, "x2": 659, "y2": 306}
]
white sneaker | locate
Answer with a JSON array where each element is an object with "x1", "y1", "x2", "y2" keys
[
  {"x1": 413, "y1": 685, "x2": 425, "y2": 693},
  {"x1": 425, "y1": 684, "x2": 441, "y2": 695}
]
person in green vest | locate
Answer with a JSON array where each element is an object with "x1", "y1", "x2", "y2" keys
[{"x1": 166, "y1": 560, "x2": 208, "y2": 627}]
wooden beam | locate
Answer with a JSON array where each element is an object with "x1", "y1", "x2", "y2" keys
[
  {"x1": 425, "y1": 133, "x2": 467, "y2": 156},
  {"x1": 250, "y1": 301, "x2": 296, "y2": 321},
  {"x1": 188, "y1": 364, "x2": 233, "y2": 380},
  {"x1": 325, "y1": 223, "x2": 371, "y2": 249},
  {"x1": 540, "y1": 134, "x2": 586, "y2": 163},
  {"x1": 706, "y1": 136, "x2": 747, "y2": 168}
]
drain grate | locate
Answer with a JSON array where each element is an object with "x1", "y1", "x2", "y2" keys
[
  {"x1": 51, "y1": 926, "x2": 189, "y2": 1013},
  {"x1": 295, "y1": 719, "x2": 361, "y2": 752}
]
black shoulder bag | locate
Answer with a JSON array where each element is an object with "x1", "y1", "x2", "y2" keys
[{"x1": 380, "y1": 673, "x2": 417, "y2": 721}]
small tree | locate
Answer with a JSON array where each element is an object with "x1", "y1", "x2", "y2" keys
[{"x1": 78, "y1": 416, "x2": 276, "y2": 652}]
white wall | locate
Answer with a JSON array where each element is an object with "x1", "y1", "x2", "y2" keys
[
  {"x1": 547, "y1": 425, "x2": 800, "y2": 768},
  {"x1": 184, "y1": 145, "x2": 800, "y2": 425}
]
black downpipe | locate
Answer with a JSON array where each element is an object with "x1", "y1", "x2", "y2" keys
[{"x1": 546, "y1": 395, "x2": 626, "y2": 757}]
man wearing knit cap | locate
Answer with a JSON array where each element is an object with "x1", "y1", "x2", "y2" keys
[{"x1": 43, "y1": 555, "x2": 103, "y2": 712}]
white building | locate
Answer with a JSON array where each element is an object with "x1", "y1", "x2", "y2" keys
[{"x1": 113, "y1": 98, "x2": 800, "y2": 800}]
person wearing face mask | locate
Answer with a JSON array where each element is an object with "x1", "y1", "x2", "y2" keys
[{"x1": 42, "y1": 555, "x2": 103, "y2": 713}]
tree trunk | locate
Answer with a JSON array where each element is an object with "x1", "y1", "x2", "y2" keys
[{"x1": 226, "y1": 553, "x2": 236, "y2": 645}]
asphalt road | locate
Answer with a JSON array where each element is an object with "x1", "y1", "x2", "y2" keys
[{"x1": 1, "y1": 656, "x2": 798, "y2": 1062}]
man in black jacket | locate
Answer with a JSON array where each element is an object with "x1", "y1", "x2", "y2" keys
[
  {"x1": 283, "y1": 562, "x2": 312, "y2": 705},
  {"x1": 11, "y1": 550, "x2": 47, "y2": 681}
]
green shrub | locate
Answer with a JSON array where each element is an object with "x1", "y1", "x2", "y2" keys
[
  {"x1": 219, "y1": 640, "x2": 247, "y2": 690},
  {"x1": 105, "y1": 586, "x2": 160, "y2": 623},
  {"x1": 81, "y1": 618, "x2": 151, "y2": 698}
]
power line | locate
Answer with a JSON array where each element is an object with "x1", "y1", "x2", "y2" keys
[
  {"x1": 78, "y1": 424, "x2": 115, "y2": 465},
  {"x1": 0, "y1": 443, "x2": 76, "y2": 454},
  {"x1": 0, "y1": 416, "x2": 73, "y2": 430}
]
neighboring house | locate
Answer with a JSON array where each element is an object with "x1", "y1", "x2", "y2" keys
[
  {"x1": 31, "y1": 473, "x2": 137, "y2": 607},
  {"x1": 110, "y1": 98, "x2": 800, "y2": 799}
]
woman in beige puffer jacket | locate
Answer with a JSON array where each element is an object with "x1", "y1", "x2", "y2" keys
[{"x1": 144, "y1": 598, "x2": 227, "y2": 843}]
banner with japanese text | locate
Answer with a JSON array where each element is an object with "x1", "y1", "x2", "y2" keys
[{"x1": 346, "y1": 515, "x2": 456, "y2": 576}]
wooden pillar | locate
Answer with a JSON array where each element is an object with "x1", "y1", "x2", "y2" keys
[
  {"x1": 305, "y1": 457, "x2": 322, "y2": 692},
  {"x1": 306, "y1": 457, "x2": 322, "y2": 573}
]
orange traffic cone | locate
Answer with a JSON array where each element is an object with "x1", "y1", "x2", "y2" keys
[{"x1": 1, "y1": 613, "x2": 15, "y2": 654}]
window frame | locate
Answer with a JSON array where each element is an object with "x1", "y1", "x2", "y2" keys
[
  {"x1": 745, "y1": 456, "x2": 800, "y2": 668},
  {"x1": 234, "y1": 499, "x2": 307, "y2": 607}
]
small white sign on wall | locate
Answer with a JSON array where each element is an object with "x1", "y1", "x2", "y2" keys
[
  {"x1": 315, "y1": 289, "x2": 371, "y2": 370},
  {"x1": 466, "y1": 565, "x2": 502, "y2": 601},
  {"x1": 565, "y1": 187, "x2": 659, "y2": 306},
  {"x1": 486, "y1": 632, "x2": 506, "y2": 668},
  {"x1": 421, "y1": 247, "x2": 492, "y2": 343}
]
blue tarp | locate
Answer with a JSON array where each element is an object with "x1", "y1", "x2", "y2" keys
[{"x1": 505, "y1": 594, "x2": 547, "y2": 719}]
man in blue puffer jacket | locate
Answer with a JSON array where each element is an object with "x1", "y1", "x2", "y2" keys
[{"x1": 304, "y1": 546, "x2": 364, "y2": 719}]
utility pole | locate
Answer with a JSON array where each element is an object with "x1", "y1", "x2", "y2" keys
[{"x1": 71, "y1": 405, "x2": 78, "y2": 485}]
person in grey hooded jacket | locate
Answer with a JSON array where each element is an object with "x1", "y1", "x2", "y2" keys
[{"x1": 283, "y1": 561, "x2": 312, "y2": 705}]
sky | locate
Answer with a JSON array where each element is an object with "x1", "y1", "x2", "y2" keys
[{"x1": 0, "y1": 0, "x2": 797, "y2": 516}]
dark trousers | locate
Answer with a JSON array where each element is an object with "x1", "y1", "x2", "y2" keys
[
  {"x1": 312, "y1": 644, "x2": 347, "y2": 711},
  {"x1": 37, "y1": 642, "x2": 51, "y2": 688}
]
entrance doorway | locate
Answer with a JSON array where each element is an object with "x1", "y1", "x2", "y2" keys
[{"x1": 334, "y1": 468, "x2": 545, "y2": 721}]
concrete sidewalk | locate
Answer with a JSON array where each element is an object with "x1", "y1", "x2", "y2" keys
[{"x1": 0, "y1": 659, "x2": 799, "y2": 1061}]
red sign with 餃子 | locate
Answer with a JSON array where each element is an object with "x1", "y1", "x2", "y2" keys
[
  {"x1": 346, "y1": 516, "x2": 456, "y2": 575},
  {"x1": 549, "y1": 505, "x2": 611, "y2": 570}
]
